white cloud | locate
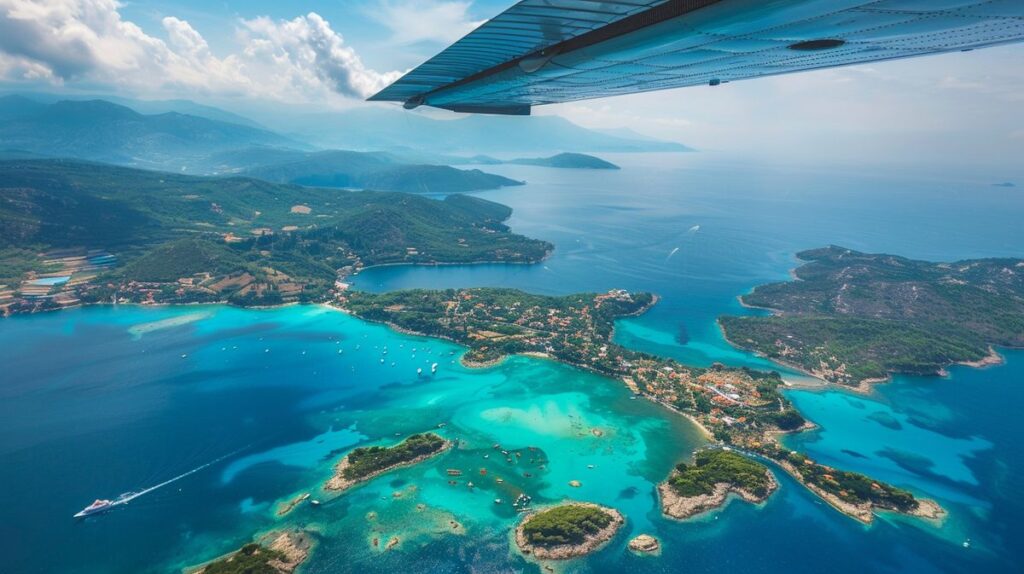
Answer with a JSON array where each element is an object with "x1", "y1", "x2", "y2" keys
[
  {"x1": 238, "y1": 13, "x2": 402, "y2": 99},
  {"x1": 366, "y1": 0, "x2": 482, "y2": 45},
  {"x1": 0, "y1": 0, "x2": 400, "y2": 101}
]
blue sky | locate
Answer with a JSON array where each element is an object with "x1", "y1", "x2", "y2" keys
[
  {"x1": 116, "y1": 0, "x2": 510, "y2": 72},
  {"x1": 1, "y1": 0, "x2": 1022, "y2": 167}
]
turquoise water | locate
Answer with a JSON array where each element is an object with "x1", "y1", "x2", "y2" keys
[{"x1": 2, "y1": 154, "x2": 1022, "y2": 572}]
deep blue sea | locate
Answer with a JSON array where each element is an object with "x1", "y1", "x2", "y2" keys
[{"x1": 2, "y1": 153, "x2": 1022, "y2": 573}]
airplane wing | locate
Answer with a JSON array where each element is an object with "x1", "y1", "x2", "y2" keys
[{"x1": 369, "y1": 0, "x2": 1024, "y2": 115}]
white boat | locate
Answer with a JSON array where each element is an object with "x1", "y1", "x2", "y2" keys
[
  {"x1": 431, "y1": 362, "x2": 438, "y2": 373},
  {"x1": 74, "y1": 498, "x2": 115, "y2": 518}
]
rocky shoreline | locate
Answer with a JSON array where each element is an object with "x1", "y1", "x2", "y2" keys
[
  {"x1": 627, "y1": 534, "x2": 661, "y2": 555},
  {"x1": 658, "y1": 470, "x2": 778, "y2": 520},
  {"x1": 515, "y1": 503, "x2": 624, "y2": 560},
  {"x1": 774, "y1": 458, "x2": 945, "y2": 524},
  {"x1": 191, "y1": 530, "x2": 312, "y2": 574},
  {"x1": 324, "y1": 439, "x2": 452, "y2": 492}
]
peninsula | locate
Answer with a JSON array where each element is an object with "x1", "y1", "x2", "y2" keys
[
  {"x1": 325, "y1": 432, "x2": 450, "y2": 491},
  {"x1": 719, "y1": 246, "x2": 1023, "y2": 387},
  {"x1": 659, "y1": 449, "x2": 776, "y2": 519},
  {"x1": 515, "y1": 503, "x2": 624, "y2": 560},
  {"x1": 336, "y1": 286, "x2": 937, "y2": 523}
]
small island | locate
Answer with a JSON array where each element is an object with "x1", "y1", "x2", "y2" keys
[
  {"x1": 515, "y1": 503, "x2": 624, "y2": 560},
  {"x1": 507, "y1": 152, "x2": 620, "y2": 170},
  {"x1": 193, "y1": 531, "x2": 311, "y2": 574},
  {"x1": 719, "y1": 246, "x2": 1022, "y2": 387},
  {"x1": 627, "y1": 534, "x2": 660, "y2": 555},
  {"x1": 659, "y1": 449, "x2": 777, "y2": 519},
  {"x1": 325, "y1": 432, "x2": 450, "y2": 491}
]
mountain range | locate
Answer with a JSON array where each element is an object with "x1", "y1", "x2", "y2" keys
[
  {"x1": 0, "y1": 93, "x2": 692, "y2": 194},
  {"x1": 0, "y1": 95, "x2": 299, "y2": 169}
]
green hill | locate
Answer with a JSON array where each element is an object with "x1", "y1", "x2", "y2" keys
[
  {"x1": 0, "y1": 159, "x2": 551, "y2": 311},
  {"x1": 720, "y1": 246, "x2": 1024, "y2": 385}
]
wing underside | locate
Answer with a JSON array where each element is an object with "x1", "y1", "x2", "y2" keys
[{"x1": 369, "y1": 0, "x2": 1024, "y2": 114}]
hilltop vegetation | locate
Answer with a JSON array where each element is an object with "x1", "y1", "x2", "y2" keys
[
  {"x1": 326, "y1": 433, "x2": 449, "y2": 491},
  {"x1": 0, "y1": 160, "x2": 551, "y2": 314},
  {"x1": 201, "y1": 543, "x2": 287, "y2": 574},
  {"x1": 668, "y1": 449, "x2": 773, "y2": 499},
  {"x1": 759, "y1": 445, "x2": 918, "y2": 513},
  {"x1": 720, "y1": 246, "x2": 1024, "y2": 385},
  {"x1": 340, "y1": 433, "x2": 447, "y2": 481},
  {"x1": 196, "y1": 532, "x2": 310, "y2": 574},
  {"x1": 521, "y1": 505, "x2": 616, "y2": 546}
]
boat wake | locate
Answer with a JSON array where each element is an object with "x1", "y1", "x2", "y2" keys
[{"x1": 74, "y1": 448, "x2": 243, "y2": 518}]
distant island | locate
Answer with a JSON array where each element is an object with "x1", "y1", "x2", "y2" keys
[
  {"x1": 0, "y1": 160, "x2": 552, "y2": 316},
  {"x1": 719, "y1": 246, "x2": 1023, "y2": 388},
  {"x1": 192, "y1": 531, "x2": 311, "y2": 574},
  {"x1": 337, "y1": 286, "x2": 940, "y2": 523},
  {"x1": 659, "y1": 449, "x2": 776, "y2": 519},
  {"x1": 325, "y1": 433, "x2": 450, "y2": 492},
  {"x1": 507, "y1": 152, "x2": 620, "y2": 170},
  {"x1": 515, "y1": 503, "x2": 624, "y2": 560}
]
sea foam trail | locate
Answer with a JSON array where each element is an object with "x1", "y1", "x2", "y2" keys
[{"x1": 82, "y1": 448, "x2": 243, "y2": 515}]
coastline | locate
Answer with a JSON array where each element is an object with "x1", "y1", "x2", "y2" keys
[
  {"x1": 189, "y1": 530, "x2": 313, "y2": 574},
  {"x1": 333, "y1": 294, "x2": 722, "y2": 443},
  {"x1": 717, "y1": 318, "x2": 1013, "y2": 395},
  {"x1": 349, "y1": 254, "x2": 552, "y2": 278},
  {"x1": 324, "y1": 439, "x2": 452, "y2": 492},
  {"x1": 759, "y1": 425, "x2": 945, "y2": 525},
  {"x1": 957, "y1": 346, "x2": 1004, "y2": 369},
  {"x1": 658, "y1": 468, "x2": 778, "y2": 520},
  {"x1": 514, "y1": 503, "x2": 624, "y2": 561},
  {"x1": 2, "y1": 249, "x2": 554, "y2": 320}
]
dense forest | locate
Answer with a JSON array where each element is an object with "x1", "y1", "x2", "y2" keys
[
  {"x1": 520, "y1": 505, "x2": 616, "y2": 546},
  {"x1": 668, "y1": 449, "x2": 774, "y2": 499}
]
